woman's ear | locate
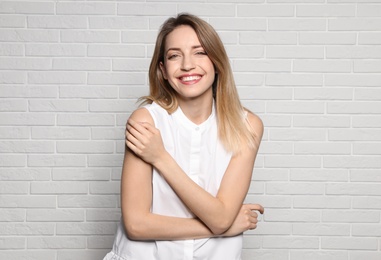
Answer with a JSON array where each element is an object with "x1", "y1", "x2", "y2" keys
[{"x1": 159, "y1": 62, "x2": 168, "y2": 80}]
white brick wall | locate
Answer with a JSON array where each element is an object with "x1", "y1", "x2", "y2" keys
[{"x1": 0, "y1": 1, "x2": 380, "y2": 259}]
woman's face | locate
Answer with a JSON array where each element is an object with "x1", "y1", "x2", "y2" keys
[{"x1": 160, "y1": 25, "x2": 215, "y2": 103}]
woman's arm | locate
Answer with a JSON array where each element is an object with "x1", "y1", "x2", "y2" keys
[
  {"x1": 122, "y1": 108, "x2": 262, "y2": 240},
  {"x1": 127, "y1": 111, "x2": 264, "y2": 235}
]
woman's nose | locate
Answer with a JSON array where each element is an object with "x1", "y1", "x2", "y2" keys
[{"x1": 181, "y1": 56, "x2": 195, "y2": 71}]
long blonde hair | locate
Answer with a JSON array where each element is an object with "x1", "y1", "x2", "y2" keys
[{"x1": 140, "y1": 13, "x2": 257, "y2": 153}]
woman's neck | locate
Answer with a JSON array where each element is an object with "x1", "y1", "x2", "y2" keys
[{"x1": 178, "y1": 98, "x2": 213, "y2": 125}]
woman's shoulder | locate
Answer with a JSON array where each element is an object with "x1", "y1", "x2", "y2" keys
[
  {"x1": 244, "y1": 109, "x2": 264, "y2": 139},
  {"x1": 129, "y1": 106, "x2": 155, "y2": 125}
]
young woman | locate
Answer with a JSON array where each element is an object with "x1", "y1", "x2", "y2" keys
[{"x1": 104, "y1": 13, "x2": 264, "y2": 260}]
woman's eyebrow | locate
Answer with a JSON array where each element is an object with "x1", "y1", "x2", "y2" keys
[{"x1": 166, "y1": 45, "x2": 203, "y2": 53}]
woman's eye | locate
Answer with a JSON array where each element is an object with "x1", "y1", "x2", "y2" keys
[
  {"x1": 196, "y1": 51, "x2": 207, "y2": 55},
  {"x1": 167, "y1": 54, "x2": 179, "y2": 60}
]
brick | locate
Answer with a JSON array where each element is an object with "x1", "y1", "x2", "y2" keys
[
  {"x1": 28, "y1": 155, "x2": 86, "y2": 167},
  {"x1": 87, "y1": 236, "x2": 115, "y2": 249},
  {"x1": 58, "y1": 195, "x2": 117, "y2": 208},
  {"x1": 210, "y1": 18, "x2": 267, "y2": 31},
  {"x1": 0, "y1": 209, "x2": 25, "y2": 222},
  {"x1": 352, "y1": 116, "x2": 381, "y2": 128},
  {"x1": 290, "y1": 251, "x2": 348, "y2": 260},
  {"x1": 299, "y1": 32, "x2": 356, "y2": 45},
  {"x1": 358, "y1": 4, "x2": 381, "y2": 16},
  {"x1": 121, "y1": 31, "x2": 157, "y2": 44},
  {"x1": 61, "y1": 30, "x2": 119, "y2": 43},
  {"x1": 295, "y1": 142, "x2": 351, "y2": 155},
  {"x1": 30, "y1": 181, "x2": 88, "y2": 194},
  {"x1": 238, "y1": 4, "x2": 294, "y2": 17},
  {"x1": 0, "y1": 141, "x2": 54, "y2": 153},
  {"x1": 86, "y1": 209, "x2": 121, "y2": 222},
  {"x1": 324, "y1": 156, "x2": 381, "y2": 169},
  {"x1": 326, "y1": 183, "x2": 381, "y2": 196},
  {"x1": 27, "y1": 16, "x2": 87, "y2": 29},
  {"x1": 57, "y1": 114, "x2": 114, "y2": 126},
  {"x1": 56, "y1": 222, "x2": 116, "y2": 235},
  {"x1": 239, "y1": 32, "x2": 297, "y2": 45},
  {"x1": 350, "y1": 252, "x2": 381, "y2": 260},
  {"x1": 0, "y1": 1, "x2": 54, "y2": 14},
  {"x1": 293, "y1": 115, "x2": 350, "y2": 128},
  {"x1": 352, "y1": 224, "x2": 381, "y2": 237},
  {"x1": 0, "y1": 154, "x2": 26, "y2": 167},
  {"x1": 260, "y1": 115, "x2": 292, "y2": 127},
  {"x1": 53, "y1": 168, "x2": 110, "y2": 181},
  {"x1": 294, "y1": 87, "x2": 353, "y2": 100},
  {"x1": 0, "y1": 15, "x2": 25, "y2": 28},
  {"x1": 326, "y1": 74, "x2": 381, "y2": 87},
  {"x1": 0, "y1": 85, "x2": 57, "y2": 98},
  {"x1": 0, "y1": 29, "x2": 59, "y2": 42},
  {"x1": 266, "y1": 74, "x2": 323, "y2": 86},
  {"x1": 259, "y1": 141, "x2": 293, "y2": 154},
  {"x1": 88, "y1": 44, "x2": 145, "y2": 58},
  {"x1": 353, "y1": 196, "x2": 381, "y2": 209},
  {"x1": 293, "y1": 223, "x2": 350, "y2": 236},
  {"x1": 89, "y1": 182, "x2": 120, "y2": 195},
  {"x1": 57, "y1": 2, "x2": 115, "y2": 15},
  {"x1": 359, "y1": 32, "x2": 381, "y2": 44},
  {"x1": 89, "y1": 16, "x2": 148, "y2": 29},
  {"x1": 296, "y1": 4, "x2": 355, "y2": 17},
  {"x1": 329, "y1": 18, "x2": 381, "y2": 31},
  {"x1": 27, "y1": 209, "x2": 84, "y2": 222},
  {"x1": 0, "y1": 223, "x2": 54, "y2": 235},
  {"x1": 350, "y1": 170, "x2": 381, "y2": 182},
  {"x1": 53, "y1": 58, "x2": 111, "y2": 71},
  {"x1": 58, "y1": 250, "x2": 109, "y2": 260},
  {"x1": 267, "y1": 101, "x2": 324, "y2": 114},
  {"x1": 293, "y1": 60, "x2": 351, "y2": 73},
  {"x1": 88, "y1": 154, "x2": 124, "y2": 167},
  {"x1": 29, "y1": 99, "x2": 88, "y2": 112},
  {"x1": 56, "y1": 141, "x2": 114, "y2": 154},
  {"x1": 247, "y1": 222, "x2": 291, "y2": 235},
  {"x1": 26, "y1": 44, "x2": 86, "y2": 57},
  {"x1": 354, "y1": 60, "x2": 381, "y2": 73},
  {"x1": 238, "y1": 87, "x2": 292, "y2": 100},
  {"x1": 0, "y1": 237, "x2": 25, "y2": 249},
  {"x1": 329, "y1": 129, "x2": 381, "y2": 141},
  {"x1": 266, "y1": 182, "x2": 324, "y2": 195},
  {"x1": 179, "y1": 4, "x2": 235, "y2": 16},
  {"x1": 293, "y1": 195, "x2": 351, "y2": 209},
  {"x1": 112, "y1": 58, "x2": 150, "y2": 71},
  {"x1": 242, "y1": 250, "x2": 288, "y2": 260},
  {"x1": 291, "y1": 169, "x2": 348, "y2": 182},
  {"x1": 0, "y1": 71, "x2": 26, "y2": 84},
  {"x1": 60, "y1": 86, "x2": 118, "y2": 99},
  {"x1": 28, "y1": 236, "x2": 86, "y2": 249},
  {"x1": 242, "y1": 236, "x2": 261, "y2": 249},
  {"x1": 0, "y1": 195, "x2": 56, "y2": 208},
  {"x1": 353, "y1": 143, "x2": 381, "y2": 155},
  {"x1": 87, "y1": 72, "x2": 145, "y2": 85},
  {"x1": 0, "y1": 57, "x2": 51, "y2": 70},
  {"x1": 31, "y1": 127, "x2": 90, "y2": 140},
  {"x1": 0, "y1": 251, "x2": 56, "y2": 260},
  {"x1": 0, "y1": 43, "x2": 24, "y2": 56},
  {"x1": 326, "y1": 46, "x2": 381, "y2": 59},
  {"x1": 269, "y1": 19, "x2": 326, "y2": 31},
  {"x1": 0, "y1": 168, "x2": 50, "y2": 181},
  {"x1": 267, "y1": 46, "x2": 324, "y2": 58},
  {"x1": 89, "y1": 100, "x2": 138, "y2": 113},
  {"x1": 28, "y1": 71, "x2": 86, "y2": 84},
  {"x1": 323, "y1": 210, "x2": 380, "y2": 223},
  {"x1": 0, "y1": 99, "x2": 27, "y2": 112},
  {"x1": 322, "y1": 237, "x2": 378, "y2": 250},
  {"x1": 270, "y1": 129, "x2": 326, "y2": 141},
  {"x1": 263, "y1": 236, "x2": 319, "y2": 249},
  {"x1": 234, "y1": 60, "x2": 291, "y2": 72},
  {"x1": 0, "y1": 126, "x2": 29, "y2": 139},
  {"x1": 245, "y1": 194, "x2": 292, "y2": 208},
  {"x1": 120, "y1": 86, "x2": 149, "y2": 99},
  {"x1": 117, "y1": 3, "x2": 176, "y2": 16}
]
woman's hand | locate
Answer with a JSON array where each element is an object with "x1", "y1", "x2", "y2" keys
[
  {"x1": 222, "y1": 204, "x2": 264, "y2": 237},
  {"x1": 125, "y1": 118, "x2": 167, "y2": 165}
]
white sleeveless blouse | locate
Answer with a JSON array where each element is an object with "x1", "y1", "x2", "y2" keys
[{"x1": 104, "y1": 102, "x2": 243, "y2": 260}]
